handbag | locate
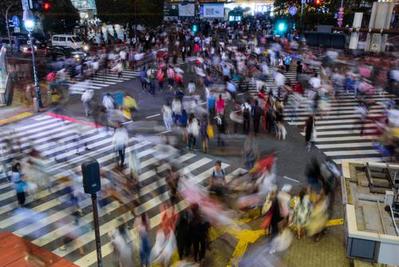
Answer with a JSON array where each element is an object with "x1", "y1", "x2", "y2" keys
[
  {"x1": 260, "y1": 211, "x2": 273, "y2": 229},
  {"x1": 207, "y1": 124, "x2": 215, "y2": 139}
]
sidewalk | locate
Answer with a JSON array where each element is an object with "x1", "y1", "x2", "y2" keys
[
  {"x1": 206, "y1": 217, "x2": 349, "y2": 267},
  {"x1": 0, "y1": 106, "x2": 34, "y2": 126}
]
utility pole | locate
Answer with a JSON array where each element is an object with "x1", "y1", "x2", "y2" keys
[{"x1": 5, "y1": 3, "x2": 15, "y2": 49}]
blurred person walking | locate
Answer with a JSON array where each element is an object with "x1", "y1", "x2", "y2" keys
[
  {"x1": 81, "y1": 89, "x2": 94, "y2": 117},
  {"x1": 187, "y1": 114, "x2": 200, "y2": 150},
  {"x1": 11, "y1": 163, "x2": 27, "y2": 206},
  {"x1": 110, "y1": 222, "x2": 134, "y2": 267},
  {"x1": 113, "y1": 124, "x2": 129, "y2": 167},
  {"x1": 304, "y1": 115, "x2": 315, "y2": 151},
  {"x1": 291, "y1": 188, "x2": 312, "y2": 239},
  {"x1": 175, "y1": 209, "x2": 192, "y2": 260},
  {"x1": 252, "y1": 100, "x2": 263, "y2": 135},
  {"x1": 102, "y1": 93, "x2": 115, "y2": 111},
  {"x1": 242, "y1": 99, "x2": 252, "y2": 134},
  {"x1": 190, "y1": 203, "x2": 210, "y2": 263},
  {"x1": 243, "y1": 135, "x2": 258, "y2": 170},
  {"x1": 162, "y1": 102, "x2": 173, "y2": 132},
  {"x1": 137, "y1": 214, "x2": 151, "y2": 267}
]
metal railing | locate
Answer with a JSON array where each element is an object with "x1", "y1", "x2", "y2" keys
[{"x1": 388, "y1": 203, "x2": 399, "y2": 236}]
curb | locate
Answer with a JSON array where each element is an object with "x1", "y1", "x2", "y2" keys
[{"x1": 0, "y1": 111, "x2": 34, "y2": 126}]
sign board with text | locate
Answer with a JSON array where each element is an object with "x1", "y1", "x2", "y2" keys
[
  {"x1": 201, "y1": 4, "x2": 224, "y2": 18},
  {"x1": 179, "y1": 3, "x2": 195, "y2": 17}
]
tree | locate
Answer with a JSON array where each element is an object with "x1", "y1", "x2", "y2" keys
[{"x1": 41, "y1": 0, "x2": 80, "y2": 33}]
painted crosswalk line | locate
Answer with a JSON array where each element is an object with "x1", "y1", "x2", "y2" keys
[
  {"x1": 284, "y1": 86, "x2": 396, "y2": 164},
  {"x1": 65, "y1": 70, "x2": 141, "y2": 94},
  {"x1": 0, "y1": 115, "x2": 242, "y2": 265}
]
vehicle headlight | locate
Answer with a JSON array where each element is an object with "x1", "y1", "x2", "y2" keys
[
  {"x1": 83, "y1": 45, "x2": 89, "y2": 51},
  {"x1": 23, "y1": 47, "x2": 28, "y2": 52}
]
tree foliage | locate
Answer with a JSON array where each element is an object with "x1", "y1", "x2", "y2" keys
[{"x1": 41, "y1": 0, "x2": 80, "y2": 33}]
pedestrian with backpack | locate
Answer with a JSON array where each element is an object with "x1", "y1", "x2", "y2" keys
[{"x1": 209, "y1": 160, "x2": 226, "y2": 196}]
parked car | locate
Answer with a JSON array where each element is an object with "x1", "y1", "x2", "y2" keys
[{"x1": 51, "y1": 34, "x2": 84, "y2": 49}]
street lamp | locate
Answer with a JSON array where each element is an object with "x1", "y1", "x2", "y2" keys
[
  {"x1": 23, "y1": 17, "x2": 43, "y2": 112},
  {"x1": 24, "y1": 19, "x2": 35, "y2": 31}
]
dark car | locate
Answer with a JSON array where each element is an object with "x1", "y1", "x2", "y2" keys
[{"x1": 47, "y1": 47, "x2": 87, "y2": 61}]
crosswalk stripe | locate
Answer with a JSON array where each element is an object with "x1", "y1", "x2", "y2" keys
[
  {"x1": 333, "y1": 157, "x2": 384, "y2": 164},
  {"x1": 0, "y1": 126, "x2": 93, "y2": 162},
  {"x1": 0, "y1": 139, "x2": 151, "y2": 226},
  {"x1": 316, "y1": 142, "x2": 374, "y2": 149},
  {"x1": 74, "y1": 163, "x2": 231, "y2": 266},
  {"x1": 0, "y1": 140, "x2": 150, "y2": 216},
  {"x1": 315, "y1": 123, "x2": 376, "y2": 130},
  {"x1": 0, "y1": 118, "x2": 64, "y2": 137},
  {"x1": 0, "y1": 115, "x2": 240, "y2": 264},
  {"x1": 324, "y1": 149, "x2": 380, "y2": 157},
  {"x1": 14, "y1": 152, "x2": 195, "y2": 237},
  {"x1": 315, "y1": 135, "x2": 378, "y2": 142},
  {"x1": 282, "y1": 80, "x2": 397, "y2": 164},
  {"x1": 63, "y1": 67, "x2": 140, "y2": 94}
]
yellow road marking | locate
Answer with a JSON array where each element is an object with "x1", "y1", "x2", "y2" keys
[
  {"x1": 229, "y1": 229, "x2": 265, "y2": 259},
  {"x1": 0, "y1": 112, "x2": 33, "y2": 125},
  {"x1": 326, "y1": 218, "x2": 344, "y2": 227}
]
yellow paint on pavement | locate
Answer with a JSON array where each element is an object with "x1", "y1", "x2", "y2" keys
[
  {"x1": 326, "y1": 218, "x2": 344, "y2": 227},
  {"x1": 0, "y1": 112, "x2": 33, "y2": 125},
  {"x1": 229, "y1": 229, "x2": 265, "y2": 259}
]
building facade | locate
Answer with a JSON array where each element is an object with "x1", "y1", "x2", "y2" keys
[{"x1": 70, "y1": 0, "x2": 97, "y2": 20}]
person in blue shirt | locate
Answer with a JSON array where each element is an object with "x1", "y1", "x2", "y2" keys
[
  {"x1": 207, "y1": 94, "x2": 216, "y2": 118},
  {"x1": 11, "y1": 163, "x2": 27, "y2": 206},
  {"x1": 179, "y1": 109, "x2": 188, "y2": 127},
  {"x1": 284, "y1": 55, "x2": 292, "y2": 72}
]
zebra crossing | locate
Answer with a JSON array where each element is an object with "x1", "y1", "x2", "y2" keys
[
  {"x1": 240, "y1": 67, "x2": 297, "y2": 96},
  {"x1": 284, "y1": 90, "x2": 398, "y2": 164},
  {"x1": 0, "y1": 114, "x2": 242, "y2": 266},
  {"x1": 66, "y1": 70, "x2": 140, "y2": 95}
]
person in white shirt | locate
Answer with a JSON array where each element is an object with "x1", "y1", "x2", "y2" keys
[
  {"x1": 113, "y1": 124, "x2": 129, "y2": 167},
  {"x1": 119, "y1": 50, "x2": 127, "y2": 68},
  {"x1": 162, "y1": 103, "x2": 173, "y2": 131},
  {"x1": 226, "y1": 81, "x2": 237, "y2": 99},
  {"x1": 188, "y1": 80, "x2": 196, "y2": 95},
  {"x1": 81, "y1": 89, "x2": 94, "y2": 117},
  {"x1": 309, "y1": 74, "x2": 321, "y2": 89},
  {"x1": 187, "y1": 114, "x2": 199, "y2": 150},
  {"x1": 102, "y1": 93, "x2": 115, "y2": 111}
]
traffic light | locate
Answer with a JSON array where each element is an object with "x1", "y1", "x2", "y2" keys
[
  {"x1": 192, "y1": 24, "x2": 198, "y2": 34},
  {"x1": 274, "y1": 21, "x2": 288, "y2": 36},
  {"x1": 42, "y1": 1, "x2": 51, "y2": 12},
  {"x1": 31, "y1": 0, "x2": 52, "y2": 12},
  {"x1": 314, "y1": 0, "x2": 322, "y2": 6}
]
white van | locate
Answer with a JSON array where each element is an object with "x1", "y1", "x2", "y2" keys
[{"x1": 51, "y1": 34, "x2": 83, "y2": 49}]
